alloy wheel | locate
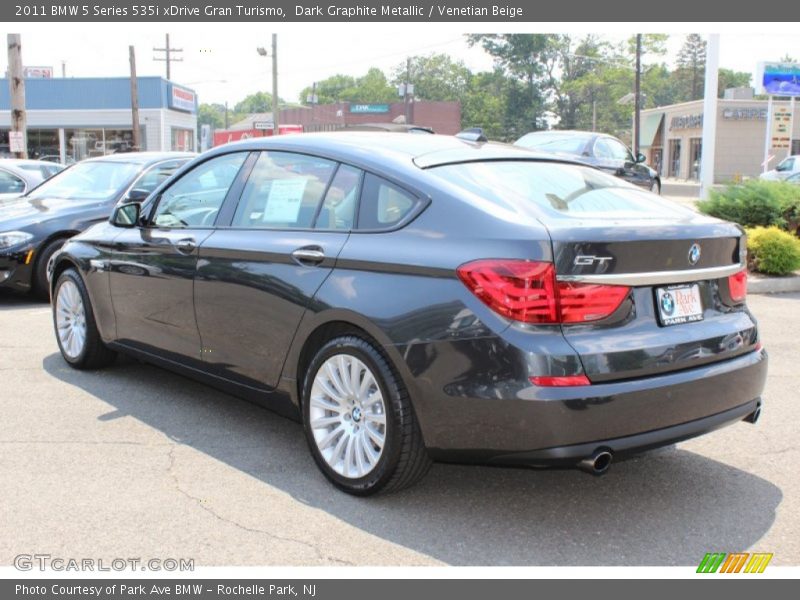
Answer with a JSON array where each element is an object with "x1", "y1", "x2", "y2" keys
[
  {"x1": 55, "y1": 280, "x2": 87, "y2": 359},
  {"x1": 308, "y1": 354, "x2": 387, "y2": 479}
]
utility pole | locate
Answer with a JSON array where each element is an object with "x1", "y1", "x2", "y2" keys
[
  {"x1": 224, "y1": 101, "x2": 229, "y2": 129},
  {"x1": 7, "y1": 34, "x2": 27, "y2": 159},
  {"x1": 634, "y1": 33, "x2": 642, "y2": 157},
  {"x1": 61, "y1": 60, "x2": 66, "y2": 78},
  {"x1": 700, "y1": 34, "x2": 720, "y2": 199},
  {"x1": 404, "y1": 57, "x2": 411, "y2": 124},
  {"x1": 129, "y1": 46, "x2": 141, "y2": 151},
  {"x1": 271, "y1": 33, "x2": 279, "y2": 136},
  {"x1": 153, "y1": 33, "x2": 183, "y2": 80}
]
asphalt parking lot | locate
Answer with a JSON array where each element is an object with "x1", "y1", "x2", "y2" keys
[{"x1": 1, "y1": 290, "x2": 798, "y2": 567}]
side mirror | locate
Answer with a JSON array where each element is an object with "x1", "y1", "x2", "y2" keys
[
  {"x1": 636, "y1": 152, "x2": 647, "y2": 164},
  {"x1": 111, "y1": 202, "x2": 141, "y2": 228},
  {"x1": 123, "y1": 188, "x2": 150, "y2": 203}
]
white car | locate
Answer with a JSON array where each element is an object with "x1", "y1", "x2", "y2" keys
[
  {"x1": 0, "y1": 159, "x2": 66, "y2": 200},
  {"x1": 760, "y1": 155, "x2": 800, "y2": 181}
]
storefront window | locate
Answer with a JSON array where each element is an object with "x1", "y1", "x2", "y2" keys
[
  {"x1": 690, "y1": 138, "x2": 702, "y2": 181},
  {"x1": 669, "y1": 140, "x2": 682, "y2": 178},
  {"x1": 65, "y1": 128, "x2": 139, "y2": 162},
  {"x1": 171, "y1": 127, "x2": 195, "y2": 152}
]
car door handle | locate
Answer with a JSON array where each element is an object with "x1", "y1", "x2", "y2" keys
[
  {"x1": 291, "y1": 247, "x2": 325, "y2": 265},
  {"x1": 175, "y1": 238, "x2": 196, "y2": 255}
]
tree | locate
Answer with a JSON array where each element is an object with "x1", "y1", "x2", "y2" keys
[
  {"x1": 461, "y1": 69, "x2": 508, "y2": 139},
  {"x1": 467, "y1": 34, "x2": 558, "y2": 134},
  {"x1": 234, "y1": 91, "x2": 275, "y2": 114},
  {"x1": 298, "y1": 69, "x2": 395, "y2": 104},
  {"x1": 718, "y1": 68, "x2": 752, "y2": 96},
  {"x1": 390, "y1": 53, "x2": 470, "y2": 102},
  {"x1": 197, "y1": 103, "x2": 226, "y2": 129},
  {"x1": 674, "y1": 34, "x2": 707, "y2": 101}
]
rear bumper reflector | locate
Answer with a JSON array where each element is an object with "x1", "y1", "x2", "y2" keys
[{"x1": 530, "y1": 374, "x2": 592, "y2": 387}]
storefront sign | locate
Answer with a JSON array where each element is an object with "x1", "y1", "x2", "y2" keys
[
  {"x1": 670, "y1": 114, "x2": 703, "y2": 130},
  {"x1": 722, "y1": 107, "x2": 768, "y2": 120},
  {"x1": 23, "y1": 66, "x2": 53, "y2": 78},
  {"x1": 770, "y1": 106, "x2": 793, "y2": 149},
  {"x1": 758, "y1": 62, "x2": 800, "y2": 97},
  {"x1": 349, "y1": 104, "x2": 390, "y2": 114},
  {"x1": 253, "y1": 121, "x2": 273, "y2": 130},
  {"x1": 169, "y1": 84, "x2": 196, "y2": 112}
]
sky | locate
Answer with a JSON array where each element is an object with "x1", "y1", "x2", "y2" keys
[{"x1": 3, "y1": 24, "x2": 800, "y2": 107}]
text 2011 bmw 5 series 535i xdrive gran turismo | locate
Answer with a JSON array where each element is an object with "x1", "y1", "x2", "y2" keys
[{"x1": 48, "y1": 133, "x2": 767, "y2": 495}]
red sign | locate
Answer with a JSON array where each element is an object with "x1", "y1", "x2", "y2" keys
[{"x1": 212, "y1": 125, "x2": 303, "y2": 147}]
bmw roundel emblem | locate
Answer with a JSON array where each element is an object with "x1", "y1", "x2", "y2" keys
[
  {"x1": 688, "y1": 243, "x2": 702, "y2": 265},
  {"x1": 660, "y1": 292, "x2": 675, "y2": 315}
]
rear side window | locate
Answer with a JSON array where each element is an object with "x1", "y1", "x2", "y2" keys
[
  {"x1": 315, "y1": 164, "x2": 362, "y2": 231},
  {"x1": 0, "y1": 169, "x2": 25, "y2": 194},
  {"x1": 358, "y1": 173, "x2": 417, "y2": 230},
  {"x1": 232, "y1": 151, "x2": 336, "y2": 229},
  {"x1": 133, "y1": 160, "x2": 186, "y2": 194}
]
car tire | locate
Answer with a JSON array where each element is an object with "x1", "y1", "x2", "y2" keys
[
  {"x1": 650, "y1": 180, "x2": 661, "y2": 195},
  {"x1": 32, "y1": 237, "x2": 67, "y2": 301},
  {"x1": 302, "y1": 335, "x2": 431, "y2": 495},
  {"x1": 52, "y1": 269, "x2": 117, "y2": 370}
]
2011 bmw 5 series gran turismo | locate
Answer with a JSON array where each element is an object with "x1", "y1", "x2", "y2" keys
[{"x1": 48, "y1": 133, "x2": 767, "y2": 495}]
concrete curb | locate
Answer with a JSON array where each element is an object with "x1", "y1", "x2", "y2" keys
[{"x1": 748, "y1": 273, "x2": 800, "y2": 295}]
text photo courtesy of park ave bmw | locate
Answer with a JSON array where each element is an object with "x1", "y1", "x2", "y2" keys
[{"x1": 1, "y1": 0, "x2": 800, "y2": 592}]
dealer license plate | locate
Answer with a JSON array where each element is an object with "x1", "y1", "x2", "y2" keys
[{"x1": 655, "y1": 284, "x2": 704, "y2": 326}]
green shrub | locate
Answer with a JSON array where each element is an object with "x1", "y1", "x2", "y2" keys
[
  {"x1": 746, "y1": 226, "x2": 800, "y2": 275},
  {"x1": 698, "y1": 179, "x2": 800, "y2": 229}
]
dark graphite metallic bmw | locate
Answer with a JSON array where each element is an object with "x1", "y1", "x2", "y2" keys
[{"x1": 48, "y1": 133, "x2": 767, "y2": 495}]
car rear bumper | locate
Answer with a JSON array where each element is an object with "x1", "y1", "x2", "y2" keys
[
  {"x1": 486, "y1": 397, "x2": 761, "y2": 466},
  {"x1": 405, "y1": 343, "x2": 768, "y2": 463}
]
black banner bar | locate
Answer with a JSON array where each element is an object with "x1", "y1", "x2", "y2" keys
[
  {"x1": 3, "y1": 0, "x2": 800, "y2": 22},
  {"x1": 3, "y1": 579, "x2": 798, "y2": 600}
]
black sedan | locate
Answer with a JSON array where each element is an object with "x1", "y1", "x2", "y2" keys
[
  {"x1": 48, "y1": 133, "x2": 766, "y2": 495},
  {"x1": 0, "y1": 152, "x2": 192, "y2": 298},
  {"x1": 514, "y1": 130, "x2": 662, "y2": 193}
]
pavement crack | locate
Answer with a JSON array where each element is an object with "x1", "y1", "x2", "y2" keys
[{"x1": 165, "y1": 445, "x2": 356, "y2": 566}]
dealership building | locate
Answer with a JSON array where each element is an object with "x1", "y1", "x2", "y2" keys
[
  {"x1": 639, "y1": 88, "x2": 800, "y2": 182},
  {"x1": 0, "y1": 76, "x2": 198, "y2": 162}
]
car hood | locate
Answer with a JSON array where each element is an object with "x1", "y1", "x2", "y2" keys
[{"x1": 0, "y1": 195, "x2": 106, "y2": 230}]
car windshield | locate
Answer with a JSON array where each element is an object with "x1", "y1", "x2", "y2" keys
[
  {"x1": 26, "y1": 160, "x2": 140, "y2": 200},
  {"x1": 515, "y1": 133, "x2": 589, "y2": 155},
  {"x1": 428, "y1": 160, "x2": 687, "y2": 220}
]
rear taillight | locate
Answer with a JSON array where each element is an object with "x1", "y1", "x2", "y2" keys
[
  {"x1": 728, "y1": 270, "x2": 747, "y2": 303},
  {"x1": 457, "y1": 259, "x2": 629, "y2": 324}
]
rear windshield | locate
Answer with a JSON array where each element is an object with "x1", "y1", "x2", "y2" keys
[
  {"x1": 26, "y1": 161, "x2": 139, "y2": 201},
  {"x1": 427, "y1": 160, "x2": 685, "y2": 219},
  {"x1": 515, "y1": 133, "x2": 589, "y2": 155}
]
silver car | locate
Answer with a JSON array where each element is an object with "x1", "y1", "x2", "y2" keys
[{"x1": 0, "y1": 159, "x2": 66, "y2": 200}]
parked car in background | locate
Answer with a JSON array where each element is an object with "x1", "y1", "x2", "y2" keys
[
  {"x1": 343, "y1": 123, "x2": 435, "y2": 134},
  {"x1": 0, "y1": 159, "x2": 66, "y2": 200},
  {"x1": 514, "y1": 130, "x2": 662, "y2": 194},
  {"x1": 760, "y1": 155, "x2": 800, "y2": 181},
  {"x1": 48, "y1": 133, "x2": 765, "y2": 495},
  {"x1": 0, "y1": 152, "x2": 192, "y2": 298}
]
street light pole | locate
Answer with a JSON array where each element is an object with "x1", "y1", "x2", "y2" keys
[
  {"x1": 271, "y1": 34, "x2": 279, "y2": 136},
  {"x1": 634, "y1": 34, "x2": 642, "y2": 156}
]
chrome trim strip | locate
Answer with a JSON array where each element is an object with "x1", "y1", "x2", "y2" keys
[{"x1": 556, "y1": 263, "x2": 745, "y2": 286}]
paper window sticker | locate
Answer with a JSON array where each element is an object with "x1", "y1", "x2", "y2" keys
[{"x1": 262, "y1": 178, "x2": 309, "y2": 223}]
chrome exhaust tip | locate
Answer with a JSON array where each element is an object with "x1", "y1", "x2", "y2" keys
[
  {"x1": 744, "y1": 405, "x2": 762, "y2": 424},
  {"x1": 578, "y1": 449, "x2": 613, "y2": 476}
]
